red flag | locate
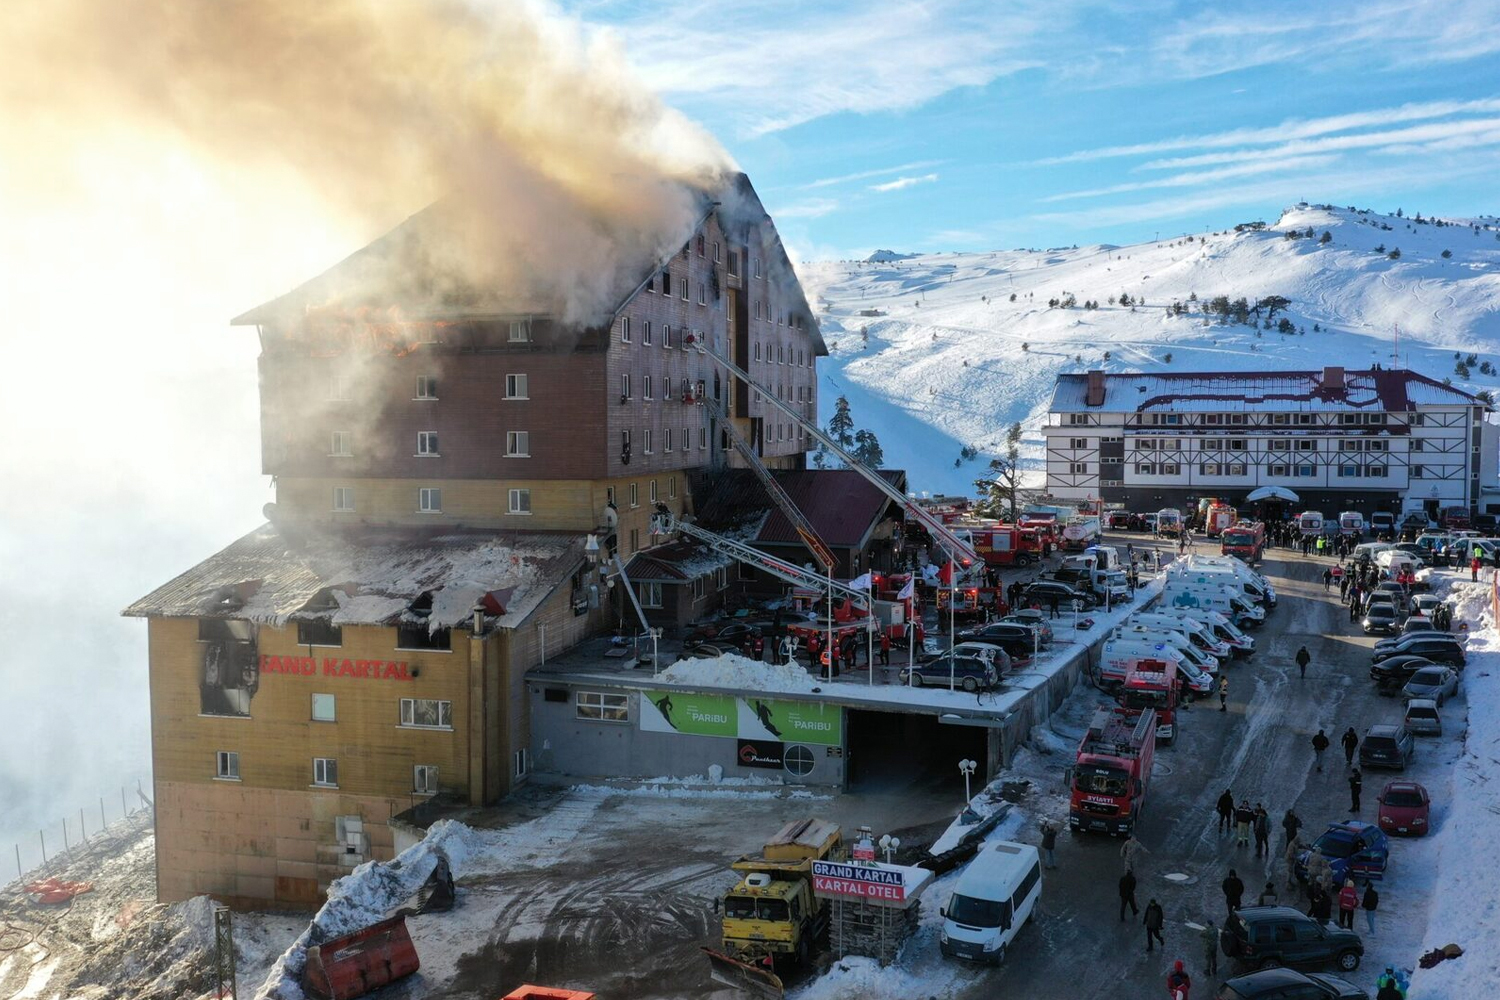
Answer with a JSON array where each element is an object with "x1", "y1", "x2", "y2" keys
[{"x1": 937, "y1": 560, "x2": 955, "y2": 586}]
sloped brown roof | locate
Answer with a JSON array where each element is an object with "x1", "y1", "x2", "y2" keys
[
  {"x1": 622, "y1": 541, "x2": 733, "y2": 584},
  {"x1": 693, "y1": 468, "x2": 905, "y2": 550}
]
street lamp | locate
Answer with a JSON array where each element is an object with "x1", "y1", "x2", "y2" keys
[
  {"x1": 649, "y1": 626, "x2": 662, "y2": 678},
  {"x1": 878, "y1": 834, "x2": 902, "y2": 864},
  {"x1": 958, "y1": 758, "x2": 977, "y2": 804}
]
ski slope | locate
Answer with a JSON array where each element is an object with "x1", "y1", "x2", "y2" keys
[{"x1": 801, "y1": 204, "x2": 1500, "y2": 494}]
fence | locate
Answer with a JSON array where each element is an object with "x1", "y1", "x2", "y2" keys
[{"x1": 2, "y1": 779, "x2": 153, "y2": 888}]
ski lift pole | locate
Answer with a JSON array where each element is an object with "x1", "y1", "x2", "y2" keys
[{"x1": 868, "y1": 575, "x2": 875, "y2": 686}]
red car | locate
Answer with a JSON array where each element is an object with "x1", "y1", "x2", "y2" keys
[{"x1": 1377, "y1": 780, "x2": 1431, "y2": 836}]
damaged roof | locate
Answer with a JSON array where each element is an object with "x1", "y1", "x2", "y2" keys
[
  {"x1": 1051, "y1": 368, "x2": 1481, "y2": 413},
  {"x1": 121, "y1": 523, "x2": 583, "y2": 632},
  {"x1": 622, "y1": 540, "x2": 734, "y2": 584},
  {"x1": 692, "y1": 468, "x2": 905, "y2": 551}
]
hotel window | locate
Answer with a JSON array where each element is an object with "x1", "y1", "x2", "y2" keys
[
  {"x1": 639, "y1": 579, "x2": 665, "y2": 608},
  {"x1": 755, "y1": 342, "x2": 762, "y2": 361},
  {"x1": 1069, "y1": 414, "x2": 1089, "y2": 425},
  {"x1": 1339, "y1": 464, "x2": 1360, "y2": 477},
  {"x1": 513, "y1": 748, "x2": 530, "y2": 779},
  {"x1": 330, "y1": 431, "x2": 352, "y2": 457},
  {"x1": 418, "y1": 487, "x2": 442, "y2": 513},
  {"x1": 646, "y1": 275, "x2": 655, "y2": 293},
  {"x1": 1228, "y1": 463, "x2": 1245, "y2": 476},
  {"x1": 297, "y1": 620, "x2": 342, "y2": 647},
  {"x1": 332, "y1": 487, "x2": 355, "y2": 513},
  {"x1": 753, "y1": 256, "x2": 762, "y2": 279},
  {"x1": 506, "y1": 431, "x2": 530, "y2": 457},
  {"x1": 728, "y1": 251, "x2": 739, "y2": 276},
  {"x1": 577, "y1": 691, "x2": 629, "y2": 722},
  {"x1": 620, "y1": 374, "x2": 631, "y2": 399},
  {"x1": 312, "y1": 758, "x2": 338, "y2": 788},
  {"x1": 648, "y1": 480, "x2": 658, "y2": 503},
  {"x1": 1228, "y1": 439, "x2": 1246, "y2": 451},
  {"x1": 1368, "y1": 440, "x2": 1387, "y2": 452},
  {"x1": 396, "y1": 624, "x2": 451, "y2": 651},
  {"x1": 698, "y1": 284, "x2": 706, "y2": 305},
  {"x1": 642, "y1": 321, "x2": 652, "y2": 346},
  {"x1": 669, "y1": 476, "x2": 677, "y2": 499},
  {"x1": 661, "y1": 272, "x2": 671, "y2": 296},
  {"x1": 1228, "y1": 414, "x2": 1245, "y2": 425},
  {"x1": 663, "y1": 324, "x2": 674, "y2": 348},
  {"x1": 683, "y1": 425, "x2": 692, "y2": 449},
  {"x1": 700, "y1": 427, "x2": 708, "y2": 449},
  {"x1": 1270, "y1": 464, "x2": 1288, "y2": 477},
  {"x1": 713, "y1": 241, "x2": 721, "y2": 262},
  {"x1": 1297, "y1": 464, "x2": 1315, "y2": 477},
  {"x1": 509, "y1": 320, "x2": 531, "y2": 343},
  {"x1": 1201, "y1": 463, "x2": 1220, "y2": 476},
  {"x1": 1412, "y1": 439, "x2": 1424, "y2": 451},
  {"x1": 1410, "y1": 413, "x2": 1426, "y2": 426},
  {"x1": 417, "y1": 431, "x2": 439, "y2": 456},
  {"x1": 1205, "y1": 414, "x2": 1222, "y2": 425},
  {"x1": 400, "y1": 698, "x2": 454, "y2": 729},
  {"x1": 312, "y1": 693, "x2": 336, "y2": 722},
  {"x1": 643, "y1": 375, "x2": 653, "y2": 400},
  {"x1": 696, "y1": 235, "x2": 705, "y2": 256},
  {"x1": 505, "y1": 374, "x2": 528, "y2": 399},
  {"x1": 413, "y1": 765, "x2": 439, "y2": 795},
  {"x1": 416, "y1": 376, "x2": 438, "y2": 400},
  {"x1": 1205, "y1": 439, "x2": 1222, "y2": 450},
  {"x1": 1136, "y1": 463, "x2": 1156, "y2": 475},
  {"x1": 643, "y1": 429, "x2": 653, "y2": 454},
  {"x1": 620, "y1": 317, "x2": 632, "y2": 342},
  {"x1": 328, "y1": 375, "x2": 351, "y2": 401},
  {"x1": 778, "y1": 346, "x2": 785, "y2": 364},
  {"x1": 680, "y1": 278, "x2": 689, "y2": 301},
  {"x1": 1269, "y1": 440, "x2": 1290, "y2": 452},
  {"x1": 629, "y1": 482, "x2": 639, "y2": 507},
  {"x1": 1296, "y1": 440, "x2": 1316, "y2": 452},
  {"x1": 1340, "y1": 440, "x2": 1357, "y2": 451},
  {"x1": 1296, "y1": 414, "x2": 1315, "y2": 425},
  {"x1": 664, "y1": 428, "x2": 673, "y2": 452},
  {"x1": 1271, "y1": 414, "x2": 1289, "y2": 425},
  {"x1": 1161, "y1": 463, "x2": 1181, "y2": 476},
  {"x1": 1367, "y1": 465, "x2": 1388, "y2": 478},
  {"x1": 1070, "y1": 438, "x2": 1087, "y2": 449},
  {"x1": 1412, "y1": 464, "x2": 1425, "y2": 478},
  {"x1": 508, "y1": 488, "x2": 532, "y2": 514},
  {"x1": 215, "y1": 751, "x2": 240, "y2": 781},
  {"x1": 1069, "y1": 462, "x2": 1086, "y2": 474}
]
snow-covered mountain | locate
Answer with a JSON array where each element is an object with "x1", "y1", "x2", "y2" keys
[{"x1": 802, "y1": 204, "x2": 1500, "y2": 494}]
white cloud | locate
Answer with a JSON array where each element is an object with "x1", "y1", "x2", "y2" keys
[
  {"x1": 1139, "y1": 116, "x2": 1500, "y2": 171},
  {"x1": 1042, "y1": 155, "x2": 1339, "y2": 202},
  {"x1": 805, "y1": 160, "x2": 946, "y2": 189},
  {"x1": 772, "y1": 197, "x2": 840, "y2": 219},
  {"x1": 870, "y1": 173, "x2": 938, "y2": 193}
]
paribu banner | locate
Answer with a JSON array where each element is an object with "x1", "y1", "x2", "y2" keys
[{"x1": 640, "y1": 691, "x2": 842, "y2": 745}]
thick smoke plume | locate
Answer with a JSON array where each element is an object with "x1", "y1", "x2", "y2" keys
[{"x1": 6, "y1": 0, "x2": 735, "y2": 326}]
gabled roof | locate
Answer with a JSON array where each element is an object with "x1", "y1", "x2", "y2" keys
[
  {"x1": 692, "y1": 467, "x2": 905, "y2": 551},
  {"x1": 122, "y1": 522, "x2": 583, "y2": 632},
  {"x1": 622, "y1": 540, "x2": 733, "y2": 584},
  {"x1": 1051, "y1": 368, "x2": 1479, "y2": 413}
]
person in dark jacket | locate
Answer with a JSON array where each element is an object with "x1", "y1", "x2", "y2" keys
[
  {"x1": 1295, "y1": 645, "x2": 1311, "y2": 679},
  {"x1": 1038, "y1": 818, "x2": 1059, "y2": 870},
  {"x1": 1341, "y1": 727, "x2": 1359, "y2": 767},
  {"x1": 1362, "y1": 881, "x2": 1379, "y2": 936},
  {"x1": 1233, "y1": 801, "x2": 1254, "y2": 846},
  {"x1": 1281, "y1": 809, "x2": 1302, "y2": 850},
  {"x1": 1215, "y1": 789, "x2": 1234, "y2": 835},
  {"x1": 1201, "y1": 918, "x2": 1218, "y2": 976},
  {"x1": 1253, "y1": 805, "x2": 1271, "y2": 858},
  {"x1": 1119, "y1": 869, "x2": 1140, "y2": 921},
  {"x1": 1376, "y1": 981, "x2": 1403, "y2": 1000},
  {"x1": 1309, "y1": 885, "x2": 1333, "y2": 924},
  {"x1": 1143, "y1": 898, "x2": 1164, "y2": 952},
  {"x1": 1349, "y1": 768, "x2": 1363, "y2": 812},
  {"x1": 1222, "y1": 869, "x2": 1244, "y2": 916},
  {"x1": 1312, "y1": 729, "x2": 1331, "y2": 771}
]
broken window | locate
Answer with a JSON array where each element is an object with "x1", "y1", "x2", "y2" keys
[
  {"x1": 396, "y1": 624, "x2": 451, "y2": 651},
  {"x1": 401, "y1": 698, "x2": 453, "y2": 728},
  {"x1": 297, "y1": 619, "x2": 343, "y2": 647}
]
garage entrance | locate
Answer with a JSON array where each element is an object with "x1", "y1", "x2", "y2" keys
[{"x1": 845, "y1": 709, "x2": 989, "y2": 796}]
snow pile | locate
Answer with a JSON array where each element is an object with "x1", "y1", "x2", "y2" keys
[
  {"x1": 1411, "y1": 574, "x2": 1500, "y2": 995},
  {"x1": 657, "y1": 651, "x2": 820, "y2": 692},
  {"x1": 803, "y1": 204, "x2": 1500, "y2": 493},
  {"x1": 569, "y1": 782, "x2": 821, "y2": 801}
]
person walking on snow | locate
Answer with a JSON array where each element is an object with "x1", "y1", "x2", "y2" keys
[
  {"x1": 1119, "y1": 869, "x2": 1140, "y2": 921},
  {"x1": 1322, "y1": 567, "x2": 1333, "y2": 591},
  {"x1": 1253, "y1": 805, "x2": 1271, "y2": 858},
  {"x1": 1362, "y1": 881, "x2": 1379, "y2": 936},
  {"x1": 1216, "y1": 789, "x2": 1235, "y2": 835},
  {"x1": 1165, "y1": 959, "x2": 1191, "y2": 1000},
  {"x1": 1284, "y1": 834, "x2": 1304, "y2": 887},
  {"x1": 1349, "y1": 768, "x2": 1363, "y2": 812},
  {"x1": 1312, "y1": 729, "x2": 1331, "y2": 771},
  {"x1": 1121, "y1": 834, "x2": 1149, "y2": 873},
  {"x1": 1282, "y1": 809, "x2": 1302, "y2": 850},
  {"x1": 1200, "y1": 919, "x2": 1218, "y2": 977},
  {"x1": 1038, "y1": 818, "x2": 1059, "y2": 870},
  {"x1": 1295, "y1": 645, "x2": 1310, "y2": 679},
  {"x1": 1233, "y1": 800, "x2": 1254, "y2": 847},
  {"x1": 1219, "y1": 676, "x2": 1229, "y2": 712},
  {"x1": 1337, "y1": 879, "x2": 1359, "y2": 929},
  {"x1": 1143, "y1": 898, "x2": 1165, "y2": 952},
  {"x1": 1341, "y1": 727, "x2": 1359, "y2": 767},
  {"x1": 1222, "y1": 869, "x2": 1244, "y2": 916}
]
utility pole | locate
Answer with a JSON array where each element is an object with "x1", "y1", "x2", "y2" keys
[{"x1": 213, "y1": 904, "x2": 238, "y2": 1000}]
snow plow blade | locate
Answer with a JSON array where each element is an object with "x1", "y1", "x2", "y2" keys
[{"x1": 702, "y1": 947, "x2": 784, "y2": 1000}]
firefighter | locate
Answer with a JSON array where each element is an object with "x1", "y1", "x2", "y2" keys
[{"x1": 879, "y1": 631, "x2": 891, "y2": 667}]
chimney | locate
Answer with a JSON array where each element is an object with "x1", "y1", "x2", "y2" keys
[
  {"x1": 1322, "y1": 365, "x2": 1345, "y2": 390},
  {"x1": 1085, "y1": 369, "x2": 1107, "y2": 407}
]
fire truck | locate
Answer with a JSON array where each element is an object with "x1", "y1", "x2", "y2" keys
[
  {"x1": 1069, "y1": 709, "x2": 1157, "y2": 836},
  {"x1": 964, "y1": 525, "x2": 1042, "y2": 567},
  {"x1": 1220, "y1": 521, "x2": 1266, "y2": 563},
  {"x1": 936, "y1": 585, "x2": 1009, "y2": 624},
  {"x1": 1115, "y1": 659, "x2": 1180, "y2": 745},
  {"x1": 1204, "y1": 503, "x2": 1237, "y2": 537}
]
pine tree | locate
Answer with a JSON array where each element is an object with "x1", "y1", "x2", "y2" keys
[
  {"x1": 827, "y1": 396, "x2": 855, "y2": 449},
  {"x1": 1319, "y1": 231, "x2": 1332, "y2": 244},
  {"x1": 853, "y1": 429, "x2": 884, "y2": 469}
]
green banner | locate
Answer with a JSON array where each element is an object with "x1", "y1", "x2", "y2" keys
[
  {"x1": 739, "y1": 698, "x2": 843, "y2": 746},
  {"x1": 639, "y1": 690, "x2": 737, "y2": 737}
]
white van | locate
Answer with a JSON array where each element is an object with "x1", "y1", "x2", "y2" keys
[
  {"x1": 1098, "y1": 638, "x2": 1211, "y2": 694},
  {"x1": 1172, "y1": 562, "x2": 1276, "y2": 608},
  {"x1": 1180, "y1": 555, "x2": 1277, "y2": 606},
  {"x1": 940, "y1": 841, "x2": 1042, "y2": 965},
  {"x1": 1298, "y1": 511, "x2": 1325, "y2": 534},
  {"x1": 1110, "y1": 624, "x2": 1221, "y2": 675},
  {"x1": 1163, "y1": 583, "x2": 1264, "y2": 627},
  {"x1": 1129, "y1": 612, "x2": 1232, "y2": 659},
  {"x1": 1159, "y1": 607, "x2": 1255, "y2": 657}
]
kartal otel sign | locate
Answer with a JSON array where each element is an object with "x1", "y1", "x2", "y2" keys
[
  {"x1": 260, "y1": 654, "x2": 416, "y2": 681},
  {"x1": 811, "y1": 860, "x2": 907, "y2": 902}
]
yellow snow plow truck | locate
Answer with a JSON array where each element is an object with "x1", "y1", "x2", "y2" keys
[{"x1": 702, "y1": 818, "x2": 841, "y2": 1000}]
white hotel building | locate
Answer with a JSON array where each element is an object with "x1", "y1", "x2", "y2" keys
[{"x1": 1044, "y1": 366, "x2": 1497, "y2": 521}]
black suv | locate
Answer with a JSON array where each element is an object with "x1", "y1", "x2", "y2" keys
[
  {"x1": 1215, "y1": 968, "x2": 1368, "y2": 1000},
  {"x1": 1371, "y1": 635, "x2": 1464, "y2": 668},
  {"x1": 1022, "y1": 581, "x2": 1097, "y2": 611},
  {"x1": 954, "y1": 622, "x2": 1037, "y2": 662},
  {"x1": 1369, "y1": 655, "x2": 1434, "y2": 695},
  {"x1": 1358, "y1": 724, "x2": 1415, "y2": 770},
  {"x1": 1220, "y1": 906, "x2": 1362, "y2": 973}
]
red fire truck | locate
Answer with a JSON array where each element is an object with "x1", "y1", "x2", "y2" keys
[
  {"x1": 935, "y1": 586, "x2": 1009, "y2": 624},
  {"x1": 1115, "y1": 659, "x2": 1180, "y2": 745},
  {"x1": 967, "y1": 525, "x2": 1043, "y2": 567},
  {"x1": 1220, "y1": 521, "x2": 1266, "y2": 563},
  {"x1": 1069, "y1": 709, "x2": 1157, "y2": 836},
  {"x1": 1018, "y1": 513, "x2": 1060, "y2": 544}
]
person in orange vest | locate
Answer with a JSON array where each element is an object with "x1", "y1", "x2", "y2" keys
[{"x1": 879, "y1": 631, "x2": 891, "y2": 666}]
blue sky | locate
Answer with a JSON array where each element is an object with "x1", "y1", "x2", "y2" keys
[{"x1": 573, "y1": 0, "x2": 1500, "y2": 259}]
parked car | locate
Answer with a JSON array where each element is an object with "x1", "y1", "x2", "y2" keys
[
  {"x1": 900, "y1": 649, "x2": 1003, "y2": 691},
  {"x1": 1108, "y1": 511, "x2": 1133, "y2": 530},
  {"x1": 1021, "y1": 581, "x2": 1097, "y2": 612},
  {"x1": 1401, "y1": 665, "x2": 1460, "y2": 705},
  {"x1": 686, "y1": 621, "x2": 763, "y2": 644},
  {"x1": 1404, "y1": 698, "x2": 1442, "y2": 736},
  {"x1": 1360, "y1": 602, "x2": 1401, "y2": 635},
  {"x1": 1409, "y1": 594, "x2": 1446, "y2": 619},
  {"x1": 1142, "y1": 513, "x2": 1159, "y2": 532},
  {"x1": 1358, "y1": 724, "x2": 1416, "y2": 770},
  {"x1": 952, "y1": 627, "x2": 1035, "y2": 664},
  {"x1": 1372, "y1": 582, "x2": 1410, "y2": 610},
  {"x1": 996, "y1": 613, "x2": 1054, "y2": 647},
  {"x1": 1376, "y1": 781, "x2": 1431, "y2": 837},
  {"x1": 1369, "y1": 655, "x2": 1434, "y2": 695},
  {"x1": 1401, "y1": 614, "x2": 1436, "y2": 635},
  {"x1": 1214, "y1": 969, "x2": 1369, "y2": 1000},
  {"x1": 1371, "y1": 635, "x2": 1465, "y2": 668},
  {"x1": 1219, "y1": 906, "x2": 1363, "y2": 973},
  {"x1": 1296, "y1": 821, "x2": 1390, "y2": 884}
]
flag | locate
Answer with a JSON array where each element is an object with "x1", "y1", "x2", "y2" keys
[
  {"x1": 897, "y1": 578, "x2": 915, "y2": 600},
  {"x1": 848, "y1": 572, "x2": 873, "y2": 591},
  {"x1": 937, "y1": 560, "x2": 955, "y2": 586}
]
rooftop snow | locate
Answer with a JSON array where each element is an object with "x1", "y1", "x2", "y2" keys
[
  {"x1": 121, "y1": 522, "x2": 583, "y2": 631},
  {"x1": 1050, "y1": 368, "x2": 1478, "y2": 414}
]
